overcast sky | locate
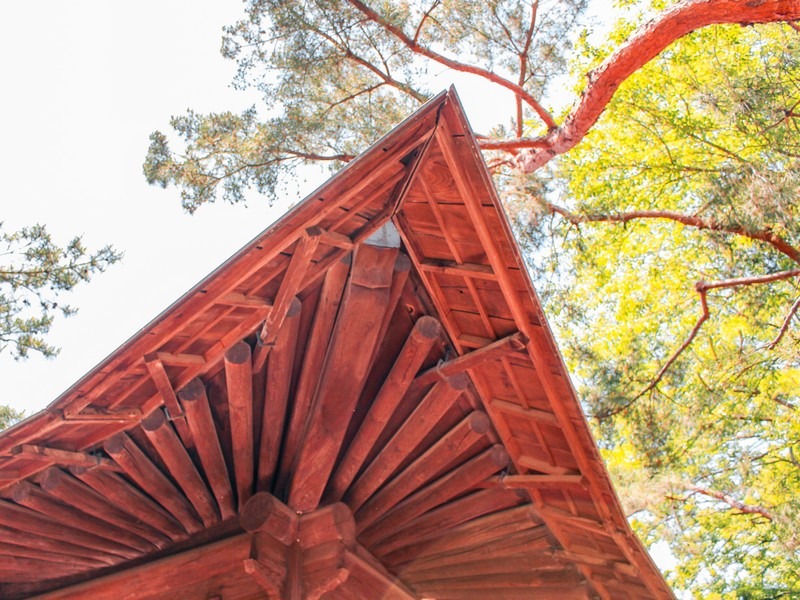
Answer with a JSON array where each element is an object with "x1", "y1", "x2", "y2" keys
[{"x1": 0, "y1": 1, "x2": 519, "y2": 416}]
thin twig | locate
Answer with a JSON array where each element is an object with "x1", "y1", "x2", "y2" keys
[{"x1": 768, "y1": 296, "x2": 800, "y2": 348}]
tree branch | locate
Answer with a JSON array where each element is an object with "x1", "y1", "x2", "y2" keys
[
  {"x1": 542, "y1": 200, "x2": 800, "y2": 265},
  {"x1": 633, "y1": 270, "x2": 800, "y2": 402},
  {"x1": 768, "y1": 296, "x2": 800, "y2": 348},
  {"x1": 345, "y1": 0, "x2": 557, "y2": 129},
  {"x1": 516, "y1": 0, "x2": 800, "y2": 172},
  {"x1": 685, "y1": 483, "x2": 774, "y2": 520}
]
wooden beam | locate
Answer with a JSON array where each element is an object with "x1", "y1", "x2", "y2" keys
[
  {"x1": 0, "y1": 540, "x2": 107, "y2": 570},
  {"x1": 10, "y1": 479, "x2": 152, "y2": 556},
  {"x1": 419, "y1": 259, "x2": 497, "y2": 280},
  {"x1": 58, "y1": 408, "x2": 141, "y2": 424},
  {"x1": 240, "y1": 492, "x2": 298, "y2": 545},
  {"x1": 496, "y1": 474, "x2": 587, "y2": 489},
  {"x1": 257, "y1": 296, "x2": 302, "y2": 491},
  {"x1": 33, "y1": 533, "x2": 253, "y2": 599},
  {"x1": 254, "y1": 227, "x2": 321, "y2": 368},
  {"x1": 328, "y1": 315, "x2": 442, "y2": 501},
  {"x1": 224, "y1": 340, "x2": 255, "y2": 510},
  {"x1": 356, "y1": 412, "x2": 491, "y2": 526},
  {"x1": 0, "y1": 523, "x2": 119, "y2": 567},
  {"x1": 153, "y1": 352, "x2": 206, "y2": 367},
  {"x1": 358, "y1": 444, "x2": 511, "y2": 544},
  {"x1": 141, "y1": 408, "x2": 219, "y2": 527},
  {"x1": 104, "y1": 433, "x2": 202, "y2": 534},
  {"x1": 343, "y1": 545, "x2": 417, "y2": 600},
  {"x1": 217, "y1": 291, "x2": 273, "y2": 308},
  {"x1": 415, "y1": 332, "x2": 527, "y2": 386},
  {"x1": 376, "y1": 489, "x2": 529, "y2": 562},
  {"x1": 289, "y1": 242, "x2": 399, "y2": 513},
  {"x1": 177, "y1": 377, "x2": 236, "y2": 520},
  {"x1": 10, "y1": 445, "x2": 119, "y2": 471},
  {"x1": 143, "y1": 354, "x2": 194, "y2": 448},
  {"x1": 345, "y1": 373, "x2": 471, "y2": 512},
  {"x1": 491, "y1": 397, "x2": 560, "y2": 426},
  {"x1": 276, "y1": 253, "x2": 351, "y2": 495},
  {"x1": 517, "y1": 454, "x2": 578, "y2": 476},
  {"x1": 35, "y1": 469, "x2": 170, "y2": 550},
  {"x1": 243, "y1": 558, "x2": 283, "y2": 600},
  {"x1": 0, "y1": 498, "x2": 134, "y2": 559},
  {"x1": 69, "y1": 466, "x2": 186, "y2": 541}
]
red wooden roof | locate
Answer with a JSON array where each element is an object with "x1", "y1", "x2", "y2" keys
[{"x1": 0, "y1": 89, "x2": 673, "y2": 599}]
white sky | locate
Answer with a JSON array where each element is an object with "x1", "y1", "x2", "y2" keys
[{"x1": 0, "y1": 1, "x2": 520, "y2": 416}]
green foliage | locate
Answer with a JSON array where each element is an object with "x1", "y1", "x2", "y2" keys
[
  {"x1": 547, "y1": 20, "x2": 800, "y2": 597},
  {"x1": 144, "y1": 0, "x2": 586, "y2": 212},
  {"x1": 0, "y1": 223, "x2": 121, "y2": 359},
  {"x1": 0, "y1": 404, "x2": 23, "y2": 432}
]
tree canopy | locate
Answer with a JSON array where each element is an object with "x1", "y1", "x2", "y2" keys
[
  {"x1": 144, "y1": 0, "x2": 800, "y2": 595},
  {"x1": 0, "y1": 224, "x2": 120, "y2": 360}
]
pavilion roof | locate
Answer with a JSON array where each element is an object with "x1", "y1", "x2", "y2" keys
[{"x1": 0, "y1": 88, "x2": 673, "y2": 599}]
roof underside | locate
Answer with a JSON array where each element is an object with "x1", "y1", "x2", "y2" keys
[{"x1": 0, "y1": 90, "x2": 673, "y2": 600}]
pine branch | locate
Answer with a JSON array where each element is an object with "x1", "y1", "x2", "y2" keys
[
  {"x1": 541, "y1": 201, "x2": 800, "y2": 265},
  {"x1": 345, "y1": 0, "x2": 557, "y2": 129},
  {"x1": 515, "y1": 0, "x2": 800, "y2": 172},
  {"x1": 685, "y1": 484, "x2": 775, "y2": 520}
]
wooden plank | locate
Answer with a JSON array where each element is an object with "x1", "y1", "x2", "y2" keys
[
  {"x1": 36, "y1": 468, "x2": 172, "y2": 549},
  {"x1": 345, "y1": 373, "x2": 470, "y2": 513},
  {"x1": 343, "y1": 546, "x2": 417, "y2": 600},
  {"x1": 141, "y1": 408, "x2": 219, "y2": 527},
  {"x1": 276, "y1": 254, "x2": 351, "y2": 494},
  {"x1": 104, "y1": 433, "x2": 202, "y2": 534},
  {"x1": 143, "y1": 354, "x2": 195, "y2": 448},
  {"x1": 257, "y1": 297, "x2": 302, "y2": 491},
  {"x1": 288, "y1": 243, "x2": 399, "y2": 513},
  {"x1": 356, "y1": 412, "x2": 491, "y2": 527},
  {"x1": 217, "y1": 291, "x2": 273, "y2": 308},
  {"x1": 328, "y1": 315, "x2": 442, "y2": 501},
  {"x1": 178, "y1": 377, "x2": 236, "y2": 520},
  {"x1": 70, "y1": 466, "x2": 186, "y2": 541},
  {"x1": 224, "y1": 340, "x2": 255, "y2": 510},
  {"x1": 154, "y1": 352, "x2": 206, "y2": 367}
]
